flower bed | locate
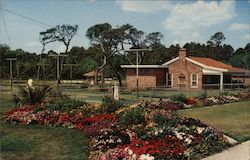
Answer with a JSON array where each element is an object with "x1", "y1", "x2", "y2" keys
[{"x1": 4, "y1": 91, "x2": 249, "y2": 159}]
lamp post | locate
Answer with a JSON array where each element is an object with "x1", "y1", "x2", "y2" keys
[
  {"x1": 49, "y1": 54, "x2": 67, "y2": 96},
  {"x1": 126, "y1": 48, "x2": 152, "y2": 98},
  {"x1": 5, "y1": 58, "x2": 17, "y2": 91}
]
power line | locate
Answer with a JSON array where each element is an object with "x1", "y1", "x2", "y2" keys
[
  {"x1": 1, "y1": 10, "x2": 11, "y2": 47},
  {"x1": 0, "y1": 7, "x2": 83, "y2": 47},
  {"x1": 0, "y1": 7, "x2": 53, "y2": 28}
]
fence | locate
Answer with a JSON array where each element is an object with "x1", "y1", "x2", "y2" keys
[
  {"x1": 60, "y1": 83, "x2": 247, "y2": 103},
  {"x1": 0, "y1": 80, "x2": 247, "y2": 104}
]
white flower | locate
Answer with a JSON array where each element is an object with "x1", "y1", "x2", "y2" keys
[
  {"x1": 139, "y1": 154, "x2": 155, "y2": 160},
  {"x1": 159, "y1": 129, "x2": 163, "y2": 133},
  {"x1": 109, "y1": 139, "x2": 114, "y2": 143},
  {"x1": 128, "y1": 149, "x2": 133, "y2": 155},
  {"x1": 174, "y1": 131, "x2": 185, "y2": 140},
  {"x1": 132, "y1": 154, "x2": 137, "y2": 160},
  {"x1": 184, "y1": 137, "x2": 192, "y2": 144},
  {"x1": 117, "y1": 138, "x2": 122, "y2": 143},
  {"x1": 154, "y1": 131, "x2": 158, "y2": 135},
  {"x1": 196, "y1": 127, "x2": 205, "y2": 134}
]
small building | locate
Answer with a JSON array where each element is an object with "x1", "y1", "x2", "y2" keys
[
  {"x1": 121, "y1": 48, "x2": 248, "y2": 91},
  {"x1": 83, "y1": 70, "x2": 102, "y2": 85}
]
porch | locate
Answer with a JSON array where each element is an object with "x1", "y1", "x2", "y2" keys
[{"x1": 202, "y1": 72, "x2": 245, "y2": 90}]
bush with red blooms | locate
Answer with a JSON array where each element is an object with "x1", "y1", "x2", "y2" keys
[
  {"x1": 3, "y1": 106, "x2": 116, "y2": 131},
  {"x1": 121, "y1": 136, "x2": 185, "y2": 158},
  {"x1": 186, "y1": 97, "x2": 198, "y2": 106}
]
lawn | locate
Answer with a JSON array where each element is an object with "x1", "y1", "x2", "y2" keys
[
  {"x1": 178, "y1": 101, "x2": 250, "y2": 142},
  {"x1": 63, "y1": 87, "x2": 241, "y2": 104},
  {"x1": 0, "y1": 95, "x2": 88, "y2": 160}
]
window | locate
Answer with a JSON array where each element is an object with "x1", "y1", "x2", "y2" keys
[
  {"x1": 178, "y1": 75, "x2": 186, "y2": 85},
  {"x1": 191, "y1": 74, "x2": 198, "y2": 87},
  {"x1": 166, "y1": 73, "x2": 172, "y2": 87}
]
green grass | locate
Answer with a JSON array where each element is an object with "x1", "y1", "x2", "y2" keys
[
  {"x1": 0, "y1": 95, "x2": 88, "y2": 160},
  {"x1": 178, "y1": 101, "x2": 250, "y2": 142},
  {"x1": 0, "y1": 81, "x2": 243, "y2": 104}
]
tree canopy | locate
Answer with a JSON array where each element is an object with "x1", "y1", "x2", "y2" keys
[{"x1": 1, "y1": 24, "x2": 248, "y2": 81}]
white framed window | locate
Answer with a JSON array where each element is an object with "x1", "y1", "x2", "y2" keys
[
  {"x1": 178, "y1": 76, "x2": 186, "y2": 85},
  {"x1": 191, "y1": 74, "x2": 198, "y2": 88},
  {"x1": 166, "y1": 73, "x2": 173, "y2": 87}
]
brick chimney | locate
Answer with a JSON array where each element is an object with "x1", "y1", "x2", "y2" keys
[{"x1": 179, "y1": 48, "x2": 186, "y2": 62}]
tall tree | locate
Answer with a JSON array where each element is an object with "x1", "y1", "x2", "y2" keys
[
  {"x1": 208, "y1": 32, "x2": 226, "y2": 47},
  {"x1": 37, "y1": 28, "x2": 57, "y2": 80},
  {"x1": 145, "y1": 32, "x2": 164, "y2": 46},
  {"x1": 54, "y1": 24, "x2": 78, "y2": 54},
  {"x1": 86, "y1": 23, "x2": 159, "y2": 86},
  {"x1": 207, "y1": 32, "x2": 226, "y2": 60},
  {"x1": 86, "y1": 23, "x2": 128, "y2": 86}
]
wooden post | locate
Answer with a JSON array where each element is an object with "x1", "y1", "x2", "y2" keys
[
  {"x1": 5, "y1": 58, "x2": 17, "y2": 91},
  {"x1": 37, "y1": 63, "x2": 49, "y2": 80},
  {"x1": 113, "y1": 82, "x2": 120, "y2": 100},
  {"x1": 220, "y1": 73, "x2": 223, "y2": 91},
  {"x1": 49, "y1": 54, "x2": 67, "y2": 96},
  {"x1": 63, "y1": 64, "x2": 79, "y2": 80}
]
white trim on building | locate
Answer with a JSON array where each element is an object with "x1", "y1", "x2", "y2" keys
[
  {"x1": 121, "y1": 65, "x2": 166, "y2": 68},
  {"x1": 162, "y1": 57, "x2": 179, "y2": 66}
]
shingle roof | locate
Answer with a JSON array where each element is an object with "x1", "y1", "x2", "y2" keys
[
  {"x1": 83, "y1": 71, "x2": 102, "y2": 77},
  {"x1": 189, "y1": 56, "x2": 244, "y2": 71}
]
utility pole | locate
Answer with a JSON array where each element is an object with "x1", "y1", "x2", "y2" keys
[
  {"x1": 37, "y1": 63, "x2": 49, "y2": 80},
  {"x1": 49, "y1": 54, "x2": 67, "y2": 96},
  {"x1": 5, "y1": 58, "x2": 17, "y2": 91},
  {"x1": 63, "y1": 64, "x2": 79, "y2": 80},
  {"x1": 126, "y1": 48, "x2": 153, "y2": 99}
]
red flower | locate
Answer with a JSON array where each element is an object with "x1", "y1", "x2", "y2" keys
[
  {"x1": 186, "y1": 97, "x2": 197, "y2": 105},
  {"x1": 121, "y1": 136, "x2": 185, "y2": 157},
  {"x1": 83, "y1": 114, "x2": 116, "y2": 125},
  {"x1": 3, "y1": 106, "x2": 35, "y2": 118}
]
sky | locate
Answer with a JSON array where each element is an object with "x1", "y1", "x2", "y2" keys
[{"x1": 0, "y1": 0, "x2": 249, "y2": 54}]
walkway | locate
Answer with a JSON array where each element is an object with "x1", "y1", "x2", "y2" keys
[{"x1": 203, "y1": 140, "x2": 250, "y2": 160}]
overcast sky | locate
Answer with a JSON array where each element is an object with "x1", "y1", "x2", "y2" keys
[{"x1": 0, "y1": 0, "x2": 249, "y2": 53}]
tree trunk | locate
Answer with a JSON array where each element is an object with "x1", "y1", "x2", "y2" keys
[
  {"x1": 37, "y1": 45, "x2": 45, "y2": 80},
  {"x1": 100, "y1": 43, "x2": 122, "y2": 86},
  {"x1": 65, "y1": 44, "x2": 69, "y2": 54}
]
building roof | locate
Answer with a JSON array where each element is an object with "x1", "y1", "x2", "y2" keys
[
  {"x1": 188, "y1": 56, "x2": 245, "y2": 72},
  {"x1": 83, "y1": 71, "x2": 102, "y2": 77},
  {"x1": 189, "y1": 57, "x2": 233, "y2": 70}
]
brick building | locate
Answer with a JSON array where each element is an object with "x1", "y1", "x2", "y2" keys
[{"x1": 121, "y1": 48, "x2": 248, "y2": 91}]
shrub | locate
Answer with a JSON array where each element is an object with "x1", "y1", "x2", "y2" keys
[
  {"x1": 13, "y1": 84, "x2": 57, "y2": 105},
  {"x1": 101, "y1": 96, "x2": 124, "y2": 113},
  {"x1": 160, "y1": 101, "x2": 180, "y2": 111},
  {"x1": 153, "y1": 112, "x2": 180, "y2": 127},
  {"x1": 196, "y1": 91, "x2": 207, "y2": 99},
  {"x1": 45, "y1": 97, "x2": 86, "y2": 112},
  {"x1": 170, "y1": 93, "x2": 187, "y2": 103},
  {"x1": 118, "y1": 108, "x2": 145, "y2": 125},
  {"x1": 153, "y1": 113, "x2": 169, "y2": 126}
]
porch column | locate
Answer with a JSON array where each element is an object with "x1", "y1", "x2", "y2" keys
[{"x1": 220, "y1": 73, "x2": 223, "y2": 90}]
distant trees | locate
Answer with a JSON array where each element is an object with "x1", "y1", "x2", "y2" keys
[
  {"x1": 229, "y1": 43, "x2": 250, "y2": 70},
  {"x1": 1, "y1": 27, "x2": 249, "y2": 81},
  {"x1": 207, "y1": 32, "x2": 226, "y2": 47}
]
